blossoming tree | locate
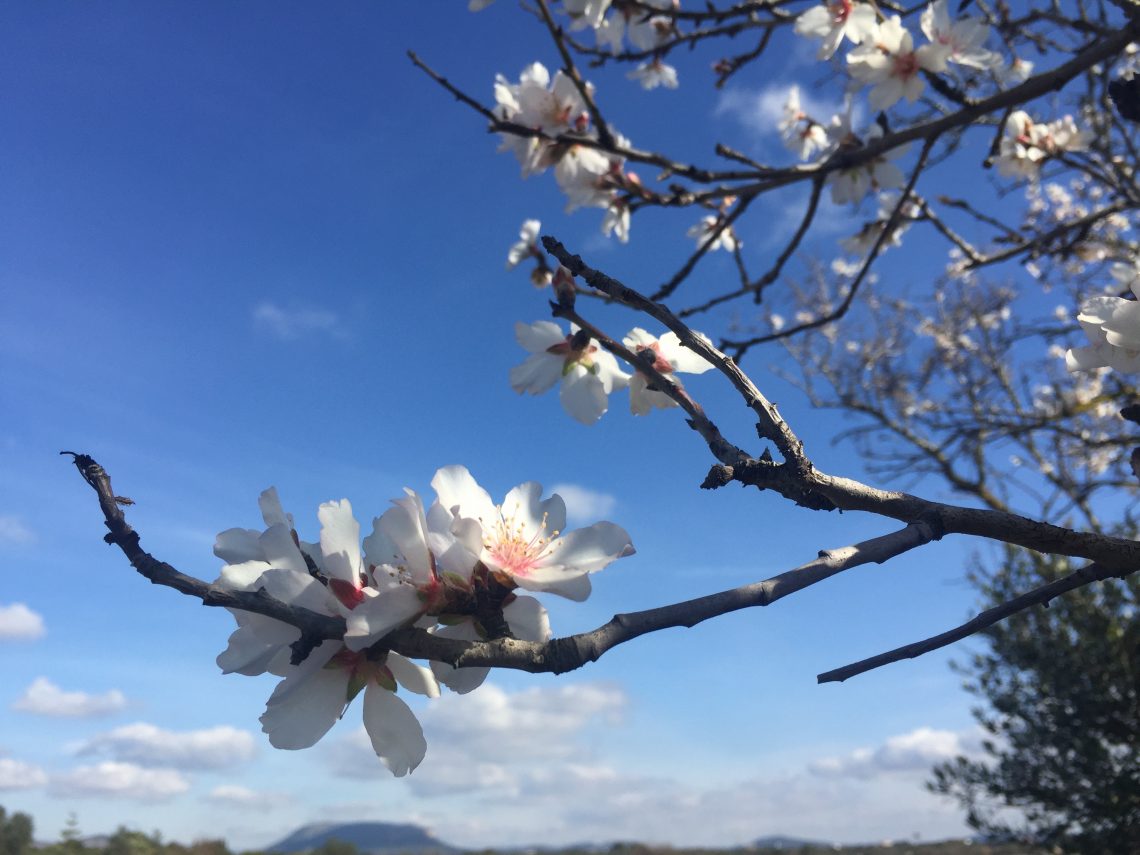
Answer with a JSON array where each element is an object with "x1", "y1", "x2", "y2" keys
[{"x1": 73, "y1": 0, "x2": 1140, "y2": 776}]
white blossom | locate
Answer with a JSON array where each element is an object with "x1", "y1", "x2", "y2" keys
[
  {"x1": 847, "y1": 16, "x2": 950, "y2": 110},
  {"x1": 795, "y1": 0, "x2": 877, "y2": 60}
]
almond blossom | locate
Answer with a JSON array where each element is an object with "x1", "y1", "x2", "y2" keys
[
  {"x1": 687, "y1": 215, "x2": 738, "y2": 252},
  {"x1": 1066, "y1": 294, "x2": 1140, "y2": 374},
  {"x1": 506, "y1": 219, "x2": 542, "y2": 269},
  {"x1": 622, "y1": 327, "x2": 714, "y2": 414},
  {"x1": 431, "y1": 464, "x2": 635, "y2": 603},
  {"x1": 920, "y1": 0, "x2": 997, "y2": 70},
  {"x1": 628, "y1": 58, "x2": 679, "y2": 90},
  {"x1": 847, "y1": 16, "x2": 950, "y2": 110},
  {"x1": 494, "y1": 62, "x2": 591, "y2": 177},
  {"x1": 996, "y1": 112, "x2": 1092, "y2": 179},
  {"x1": 826, "y1": 114, "x2": 907, "y2": 205},
  {"x1": 779, "y1": 86, "x2": 829, "y2": 161},
  {"x1": 794, "y1": 0, "x2": 876, "y2": 61},
  {"x1": 510, "y1": 320, "x2": 631, "y2": 424},
  {"x1": 213, "y1": 491, "x2": 439, "y2": 775}
]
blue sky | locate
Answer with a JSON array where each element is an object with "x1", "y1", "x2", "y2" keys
[{"x1": 0, "y1": 1, "x2": 1073, "y2": 849}]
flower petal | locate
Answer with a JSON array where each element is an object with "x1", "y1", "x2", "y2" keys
[
  {"x1": 258, "y1": 487, "x2": 293, "y2": 529},
  {"x1": 344, "y1": 583, "x2": 426, "y2": 651},
  {"x1": 387, "y1": 653, "x2": 440, "y2": 698},
  {"x1": 431, "y1": 465, "x2": 498, "y2": 525},
  {"x1": 362, "y1": 684, "x2": 427, "y2": 777},
  {"x1": 503, "y1": 596, "x2": 552, "y2": 641},
  {"x1": 542, "y1": 521, "x2": 635, "y2": 575},
  {"x1": 214, "y1": 528, "x2": 264, "y2": 564},
  {"x1": 559, "y1": 364, "x2": 609, "y2": 424},
  {"x1": 259, "y1": 641, "x2": 346, "y2": 749},
  {"x1": 318, "y1": 499, "x2": 364, "y2": 586},
  {"x1": 429, "y1": 621, "x2": 490, "y2": 694}
]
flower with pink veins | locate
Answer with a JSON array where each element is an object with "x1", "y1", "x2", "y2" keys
[
  {"x1": 847, "y1": 16, "x2": 950, "y2": 110},
  {"x1": 258, "y1": 638, "x2": 437, "y2": 776},
  {"x1": 920, "y1": 0, "x2": 998, "y2": 70},
  {"x1": 430, "y1": 465, "x2": 635, "y2": 603},
  {"x1": 510, "y1": 320, "x2": 631, "y2": 424},
  {"x1": 795, "y1": 0, "x2": 877, "y2": 60},
  {"x1": 622, "y1": 327, "x2": 714, "y2": 415},
  {"x1": 213, "y1": 491, "x2": 441, "y2": 775},
  {"x1": 494, "y1": 63, "x2": 592, "y2": 177}
]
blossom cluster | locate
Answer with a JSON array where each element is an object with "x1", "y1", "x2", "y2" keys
[
  {"x1": 213, "y1": 468, "x2": 635, "y2": 774},
  {"x1": 494, "y1": 62, "x2": 636, "y2": 242},
  {"x1": 510, "y1": 319, "x2": 713, "y2": 423},
  {"x1": 1066, "y1": 260, "x2": 1140, "y2": 375},
  {"x1": 995, "y1": 111, "x2": 1093, "y2": 179}
]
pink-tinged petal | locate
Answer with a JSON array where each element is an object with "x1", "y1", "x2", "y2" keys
[
  {"x1": 259, "y1": 642, "x2": 346, "y2": 749},
  {"x1": 431, "y1": 465, "x2": 498, "y2": 524},
  {"x1": 503, "y1": 596, "x2": 552, "y2": 641},
  {"x1": 214, "y1": 528, "x2": 263, "y2": 564},
  {"x1": 542, "y1": 521, "x2": 635, "y2": 575},
  {"x1": 428, "y1": 621, "x2": 490, "y2": 694},
  {"x1": 387, "y1": 653, "x2": 441, "y2": 698},
  {"x1": 318, "y1": 500, "x2": 364, "y2": 585},
  {"x1": 510, "y1": 352, "x2": 563, "y2": 395},
  {"x1": 515, "y1": 320, "x2": 565, "y2": 353},
  {"x1": 259, "y1": 524, "x2": 308, "y2": 574},
  {"x1": 258, "y1": 487, "x2": 293, "y2": 528},
  {"x1": 343, "y1": 583, "x2": 426, "y2": 651},
  {"x1": 500, "y1": 481, "x2": 549, "y2": 543},
  {"x1": 362, "y1": 684, "x2": 427, "y2": 777},
  {"x1": 659, "y1": 331, "x2": 713, "y2": 375},
  {"x1": 560, "y1": 364, "x2": 609, "y2": 424}
]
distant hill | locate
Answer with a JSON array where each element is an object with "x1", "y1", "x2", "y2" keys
[
  {"x1": 267, "y1": 822, "x2": 459, "y2": 855},
  {"x1": 752, "y1": 836, "x2": 834, "y2": 851}
]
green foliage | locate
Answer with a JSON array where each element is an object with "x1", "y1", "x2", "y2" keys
[
  {"x1": 928, "y1": 548, "x2": 1140, "y2": 854},
  {"x1": 307, "y1": 842, "x2": 358, "y2": 855},
  {"x1": 0, "y1": 806, "x2": 34, "y2": 855}
]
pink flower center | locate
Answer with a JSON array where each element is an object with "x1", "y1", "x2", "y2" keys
[
  {"x1": 893, "y1": 52, "x2": 919, "y2": 80},
  {"x1": 828, "y1": 0, "x2": 853, "y2": 26},
  {"x1": 486, "y1": 509, "x2": 557, "y2": 579}
]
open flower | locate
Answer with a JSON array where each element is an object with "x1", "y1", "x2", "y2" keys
[
  {"x1": 628, "y1": 59, "x2": 678, "y2": 90},
  {"x1": 996, "y1": 112, "x2": 1092, "y2": 179},
  {"x1": 687, "y1": 215, "x2": 738, "y2": 252},
  {"x1": 510, "y1": 320, "x2": 631, "y2": 424},
  {"x1": 826, "y1": 114, "x2": 907, "y2": 204},
  {"x1": 431, "y1": 465, "x2": 635, "y2": 602},
  {"x1": 1066, "y1": 277, "x2": 1140, "y2": 375},
  {"x1": 795, "y1": 0, "x2": 877, "y2": 60},
  {"x1": 213, "y1": 491, "x2": 442, "y2": 775},
  {"x1": 622, "y1": 327, "x2": 714, "y2": 415},
  {"x1": 920, "y1": 0, "x2": 997, "y2": 70},
  {"x1": 494, "y1": 62, "x2": 591, "y2": 176},
  {"x1": 847, "y1": 16, "x2": 950, "y2": 110},
  {"x1": 506, "y1": 219, "x2": 541, "y2": 269},
  {"x1": 779, "y1": 86, "x2": 829, "y2": 160}
]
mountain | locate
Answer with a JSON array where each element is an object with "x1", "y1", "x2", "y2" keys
[
  {"x1": 266, "y1": 822, "x2": 459, "y2": 855},
  {"x1": 752, "y1": 836, "x2": 834, "y2": 851}
]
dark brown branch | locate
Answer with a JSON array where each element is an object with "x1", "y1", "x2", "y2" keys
[{"x1": 817, "y1": 560, "x2": 1137, "y2": 683}]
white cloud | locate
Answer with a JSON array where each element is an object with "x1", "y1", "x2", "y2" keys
[
  {"x1": 0, "y1": 516, "x2": 35, "y2": 545},
  {"x1": 326, "y1": 682, "x2": 627, "y2": 791},
  {"x1": 12, "y1": 677, "x2": 128, "y2": 718},
  {"x1": 0, "y1": 603, "x2": 45, "y2": 640},
  {"x1": 714, "y1": 85, "x2": 837, "y2": 137},
  {"x1": 810, "y1": 727, "x2": 985, "y2": 779},
  {"x1": 205, "y1": 784, "x2": 289, "y2": 810},
  {"x1": 51, "y1": 762, "x2": 189, "y2": 801},
  {"x1": 0, "y1": 757, "x2": 48, "y2": 790},
  {"x1": 549, "y1": 483, "x2": 618, "y2": 524},
  {"x1": 77, "y1": 722, "x2": 257, "y2": 770},
  {"x1": 252, "y1": 301, "x2": 342, "y2": 340}
]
